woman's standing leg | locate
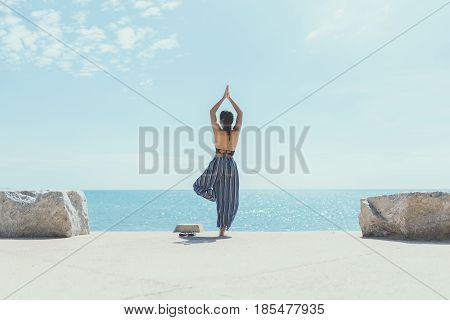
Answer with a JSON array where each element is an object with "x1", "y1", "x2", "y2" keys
[
  {"x1": 215, "y1": 157, "x2": 239, "y2": 233},
  {"x1": 227, "y1": 158, "x2": 239, "y2": 230},
  {"x1": 215, "y1": 157, "x2": 226, "y2": 230}
]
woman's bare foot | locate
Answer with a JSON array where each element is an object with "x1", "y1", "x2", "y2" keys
[{"x1": 219, "y1": 225, "x2": 226, "y2": 236}]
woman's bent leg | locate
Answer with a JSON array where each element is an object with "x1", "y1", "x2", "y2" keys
[{"x1": 193, "y1": 157, "x2": 219, "y2": 202}]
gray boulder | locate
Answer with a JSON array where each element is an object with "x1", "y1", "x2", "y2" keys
[
  {"x1": 0, "y1": 190, "x2": 89, "y2": 238},
  {"x1": 359, "y1": 192, "x2": 450, "y2": 240}
]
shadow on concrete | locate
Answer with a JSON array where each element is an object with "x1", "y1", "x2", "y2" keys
[
  {"x1": 362, "y1": 236, "x2": 450, "y2": 245},
  {"x1": 0, "y1": 237, "x2": 67, "y2": 241},
  {"x1": 172, "y1": 235, "x2": 232, "y2": 245}
]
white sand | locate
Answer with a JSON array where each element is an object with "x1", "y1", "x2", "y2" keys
[{"x1": 1, "y1": 231, "x2": 449, "y2": 300}]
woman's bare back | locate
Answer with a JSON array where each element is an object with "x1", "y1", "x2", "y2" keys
[{"x1": 214, "y1": 130, "x2": 240, "y2": 151}]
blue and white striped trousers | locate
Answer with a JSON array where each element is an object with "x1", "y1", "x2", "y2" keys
[{"x1": 193, "y1": 155, "x2": 239, "y2": 230}]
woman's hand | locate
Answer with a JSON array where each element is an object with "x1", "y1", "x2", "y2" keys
[
  {"x1": 223, "y1": 85, "x2": 229, "y2": 100},
  {"x1": 212, "y1": 85, "x2": 229, "y2": 131}
]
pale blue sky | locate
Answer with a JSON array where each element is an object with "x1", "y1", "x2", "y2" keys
[{"x1": 1, "y1": 0, "x2": 449, "y2": 189}]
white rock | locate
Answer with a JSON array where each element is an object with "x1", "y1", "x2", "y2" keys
[
  {"x1": 359, "y1": 192, "x2": 450, "y2": 240},
  {"x1": 0, "y1": 190, "x2": 90, "y2": 238}
]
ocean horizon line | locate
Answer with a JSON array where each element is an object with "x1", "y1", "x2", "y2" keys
[{"x1": 83, "y1": 188, "x2": 449, "y2": 191}]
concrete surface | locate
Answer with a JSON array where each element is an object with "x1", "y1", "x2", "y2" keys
[{"x1": 0, "y1": 231, "x2": 449, "y2": 300}]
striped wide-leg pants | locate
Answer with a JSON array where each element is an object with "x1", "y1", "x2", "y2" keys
[{"x1": 193, "y1": 155, "x2": 239, "y2": 230}]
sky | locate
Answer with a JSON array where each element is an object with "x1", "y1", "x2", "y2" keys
[{"x1": 1, "y1": 0, "x2": 449, "y2": 190}]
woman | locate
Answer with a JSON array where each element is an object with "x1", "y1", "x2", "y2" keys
[{"x1": 193, "y1": 85, "x2": 243, "y2": 237}]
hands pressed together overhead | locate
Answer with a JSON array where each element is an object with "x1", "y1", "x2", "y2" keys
[
  {"x1": 223, "y1": 85, "x2": 231, "y2": 100},
  {"x1": 210, "y1": 84, "x2": 243, "y2": 131}
]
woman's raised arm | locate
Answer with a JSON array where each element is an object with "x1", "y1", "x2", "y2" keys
[
  {"x1": 227, "y1": 92, "x2": 243, "y2": 131},
  {"x1": 210, "y1": 85, "x2": 228, "y2": 131}
]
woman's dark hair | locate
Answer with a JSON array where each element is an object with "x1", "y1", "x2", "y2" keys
[{"x1": 220, "y1": 110, "x2": 234, "y2": 138}]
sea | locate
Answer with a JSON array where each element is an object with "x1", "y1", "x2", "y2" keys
[{"x1": 85, "y1": 189, "x2": 448, "y2": 232}]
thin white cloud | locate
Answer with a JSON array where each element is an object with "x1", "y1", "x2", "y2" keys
[
  {"x1": 0, "y1": 9, "x2": 64, "y2": 66},
  {"x1": 72, "y1": 0, "x2": 90, "y2": 5},
  {"x1": 151, "y1": 34, "x2": 178, "y2": 50},
  {"x1": 79, "y1": 60, "x2": 100, "y2": 76},
  {"x1": 0, "y1": 1, "x2": 23, "y2": 14},
  {"x1": 102, "y1": 0, "x2": 125, "y2": 12},
  {"x1": 334, "y1": 8, "x2": 344, "y2": 19},
  {"x1": 116, "y1": 26, "x2": 153, "y2": 49},
  {"x1": 140, "y1": 0, "x2": 180, "y2": 16},
  {"x1": 306, "y1": 30, "x2": 319, "y2": 40},
  {"x1": 117, "y1": 27, "x2": 137, "y2": 49},
  {"x1": 139, "y1": 79, "x2": 153, "y2": 87},
  {"x1": 2, "y1": 23, "x2": 33, "y2": 53},
  {"x1": 2, "y1": 14, "x2": 21, "y2": 25},
  {"x1": 139, "y1": 34, "x2": 178, "y2": 59},
  {"x1": 141, "y1": 7, "x2": 161, "y2": 16},
  {"x1": 161, "y1": 1, "x2": 180, "y2": 10},
  {"x1": 117, "y1": 15, "x2": 131, "y2": 25},
  {"x1": 134, "y1": 0, "x2": 153, "y2": 9},
  {"x1": 98, "y1": 43, "x2": 116, "y2": 53},
  {"x1": 37, "y1": 41, "x2": 63, "y2": 66},
  {"x1": 305, "y1": 3, "x2": 393, "y2": 41},
  {"x1": 1, "y1": 0, "x2": 25, "y2": 6},
  {"x1": 72, "y1": 11, "x2": 88, "y2": 25},
  {"x1": 0, "y1": 1, "x2": 181, "y2": 76},
  {"x1": 305, "y1": 8, "x2": 344, "y2": 41},
  {"x1": 56, "y1": 59, "x2": 73, "y2": 71},
  {"x1": 76, "y1": 26, "x2": 106, "y2": 42},
  {"x1": 31, "y1": 9, "x2": 61, "y2": 30}
]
